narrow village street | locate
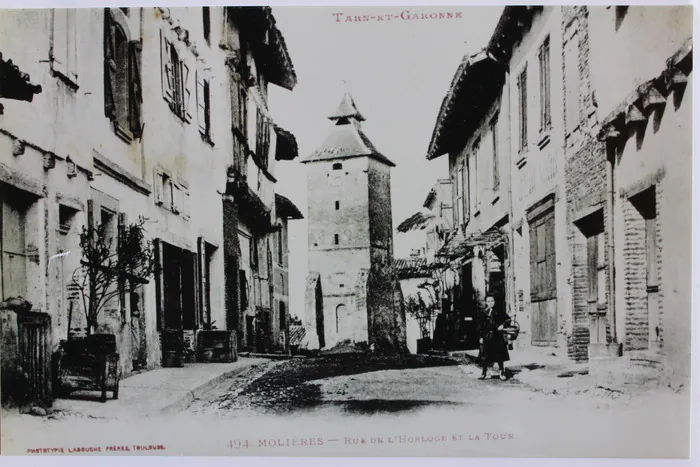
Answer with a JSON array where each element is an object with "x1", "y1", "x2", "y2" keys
[
  {"x1": 0, "y1": 5, "x2": 694, "y2": 461},
  {"x1": 3, "y1": 353, "x2": 688, "y2": 458}
]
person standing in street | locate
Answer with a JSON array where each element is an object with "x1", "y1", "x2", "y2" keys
[{"x1": 477, "y1": 295, "x2": 512, "y2": 381}]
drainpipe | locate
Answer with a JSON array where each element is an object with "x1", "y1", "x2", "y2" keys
[{"x1": 605, "y1": 141, "x2": 618, "y2": 347}]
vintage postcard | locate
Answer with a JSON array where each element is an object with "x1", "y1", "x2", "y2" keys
[{"x1": 0, "y1": 2, "x2": 695, "y2": 461}]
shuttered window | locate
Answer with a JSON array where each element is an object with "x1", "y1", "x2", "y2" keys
[
  {"x1": 104, "y1": 9, "x2": 142, "y2": 141},
  {"x1": 202, "y1": 7, "x2": 211, "y2": 45},
  {"x1": 517, "y1": 67, "x2": 528, "y2": 151},
  {"x1": 196, "y1": 71, "x2": 212, "y2": 143},
  {"x1": 538, "y1": 36, "x2": 552, "y2": 132},
  {"x1": 255, "y1": 108, "x2": 271, "y2": 169},
  {"x1": 51, "y1": 9, "x2": 78, "y2": 88},
  {"x1": 160, "y1": 28, "x2": 192, "y2": 122},
  {"x1": 230, "y1": 72, "x2": 248, "y2": 175}
]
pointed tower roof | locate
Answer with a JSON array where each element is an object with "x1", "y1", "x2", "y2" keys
[
  {"x1": 328, "y1": 92, "x2": 366, "y2": 122},
  {"x1": 302, "y1": 93, "x2": 395, "y2": 166}
]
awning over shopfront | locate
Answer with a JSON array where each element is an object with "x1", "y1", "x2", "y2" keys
[
  {"x1": 437, "y1": 227, "x2": 508, "y2": 261},
  {"x1": 0, "y1": 53, "x2": 42, "y2": 113}
]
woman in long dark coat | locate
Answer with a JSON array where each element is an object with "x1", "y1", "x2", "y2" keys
[{"x1": 477, "y1": 295, "x2": 511, "y2": 380}]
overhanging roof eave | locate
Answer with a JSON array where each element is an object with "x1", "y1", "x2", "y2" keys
[{"x1": 427, "y1": 53, "x2": 505, "y2": 160}]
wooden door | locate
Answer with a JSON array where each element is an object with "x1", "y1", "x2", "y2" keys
[
  {"x1": 530, "y1": 210, "x2": 557, "y2": 345},
  {"x1": 0, "y1": 192, "x2": 29, "y2": 301}
]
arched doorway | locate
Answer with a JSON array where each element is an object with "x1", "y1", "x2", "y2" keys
[{"x1": 335, "y1": 304, "x2": 347, "y2": 334}]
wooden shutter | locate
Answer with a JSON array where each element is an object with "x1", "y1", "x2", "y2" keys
[
  {"x1": 181, "y1": 61, "x2": 193, "y2": 122},
  {"x1": 153, "y1": 238, "x2": 164, "y2": 331},
  {"x1": 451, "y1": 173, "x2": 458, "y2": 228},
  {"x1": 160, "y1": 29, "x2": 174, "y2": 104},
  {"x1": 51, "y1": 9, "x2": 69, "y2": 78},
  {"x1": 463, "y1": 160, "x2": 469, "y2": 222},
  {"x1": 171, "y1": 184, "x2": 182, "y2": 214},
  {"x1": 247, "y1": 93, "x2": 257, "y2": 154},
  {"x1": 182, "y1": 188, "x2": 191, "y2": 220},
  {"x1": 196, "y1": 71, "x2": 207, "y2": 135},
  {"x1": 128, "y1": 41, "x2": 143, "y2": 138},
  {"x1": 153, "y1": 168, "x2": 163, "y2": 205},
  {"x1": 104, "y1": 9, "x2": 117, "y2": 120}
]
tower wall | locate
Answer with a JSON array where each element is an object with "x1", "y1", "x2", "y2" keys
[
  {"x1": 368, "y1": 158, "x2": 394, "y2": 265},
  {"x1": 306, "y1": 157, "x2": 372, "y2": 347}
]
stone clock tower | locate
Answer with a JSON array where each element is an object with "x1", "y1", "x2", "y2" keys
[{"x1": 302, "y1": 93, "x2": 399, "y2": 349}]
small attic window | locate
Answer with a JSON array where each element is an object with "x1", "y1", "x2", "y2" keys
[{"x1": 333, "y1": 163, "x2": 343, "y2": 170}]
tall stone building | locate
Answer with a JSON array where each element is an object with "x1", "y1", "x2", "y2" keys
[{"x1": 302, "y1": 93, "x2": 405, "y2": 352}]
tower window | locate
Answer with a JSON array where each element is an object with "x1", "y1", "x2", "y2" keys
[
  {"x1": 333, "y1": 163, "x2": 342, "y2": 170},
  {"x1": 334, "y1": 234, "x2": 339, "y2": 245},
  {"x1": 335, "y1": 201, "x2": 340, "y2": 210}
]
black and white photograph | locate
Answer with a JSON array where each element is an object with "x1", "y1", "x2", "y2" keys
[{"x1": 0, "y1": 3, "x2": 695, "y2": 460}]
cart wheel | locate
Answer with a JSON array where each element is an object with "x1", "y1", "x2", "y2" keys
[{"x1": 113, "y1": 380, "x2": 119, "y2": 400}]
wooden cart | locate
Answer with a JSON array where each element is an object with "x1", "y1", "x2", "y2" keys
[{"x1": 53, "y1": 334, "x2": 120, "y2": 403}]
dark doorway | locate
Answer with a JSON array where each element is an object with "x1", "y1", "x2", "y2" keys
[
  {"x1": 161, "y1": 243, "x2": 197, "y2": 331},
  {"x1": 246, "y1": 316, "x2": 255, "y2": 351},
  {"x1": 279, "y1": 301, "x2": 287, "y2": 350},
  {"x1": 459, "y1": 263, "x2": 478, "y2": 350}
]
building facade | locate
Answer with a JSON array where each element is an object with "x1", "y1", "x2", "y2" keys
[
  {"x1": 421, "y1": 6, "x2": 693, "y2": 381},
  {"x1": 559, "y1": 6, "x2": 618, "y2": 363},
  {"x1": 0, "y1": 7, "x2": 301, "y2": 388},
  {"x1": 489, "y1": 6, "x2": 573, "y2": 355},
  {"x1": 220, "y1": 7, "x2": 301, "y2": 355},
  {"x1": 426, "y1": 48, "x2": 512, "y2": 351},
  {"x1": 588, "y1": 6, "x2": 692, "y2": 386}
]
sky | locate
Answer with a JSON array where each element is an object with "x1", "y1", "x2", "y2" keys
[{"x1": 267, "y1": 6, "x2": 504, "y2": 323}]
